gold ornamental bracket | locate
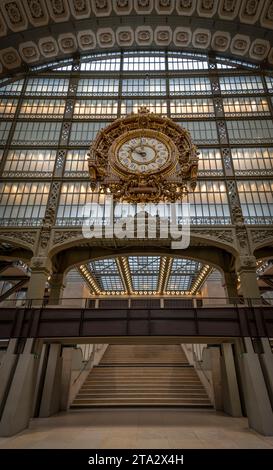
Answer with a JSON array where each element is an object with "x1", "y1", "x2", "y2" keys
[{"x1": 88, "y1": 107, "x2": 199, "y2": 203}]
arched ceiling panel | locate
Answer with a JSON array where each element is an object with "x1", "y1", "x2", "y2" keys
[{"x1": 0, "y1": 0, "x2": 273, "y2": 76}]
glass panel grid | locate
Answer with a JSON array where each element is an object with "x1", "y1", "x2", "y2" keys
[
  {"x1": 186, "y1": 181, "x2": 231, "y2": 225},
  {"x1": 12, "y1": 121, "x2": 62, "y2": 145},
  {"x1": 0, "y1": 182, "x2": 50, "y2": 226},
  {"x1": 169, "y1": 77, "x2": 211, "y2": 95},
  {"x1": 64, "y1": 150, "x2": 89, "y2": 176},
  {"x1": 167, "y1": 275, "x2": 192, "y2": 291},
  {"x1": 223, "y1": 97, "x2": 269, "y2": 116},
  {"x1": 171, "y1": 259, "x2": 201, "y2": 273},
  {"x1": 0, "y1": 98, "x2": 18, "y2": 116},
  {"x1": 80, "y1": 58, "x2": 120, "y2": 71},
  {"x1": 56, "y1": 183, "x2": 109, "y2": 226},
  {"x1": 100, "y1": 276, "x2": 124, "y2": 291},
  {"x1": 265, "y1": 76, "x2": 273, "y2": 92},
  {"x1": 121, "y1": 99, "x2": 167, "y2": 115},
  {"x1": 3, "y1": 149, "x2": 56, "y2": 176},
  {"x1": 198, "y1": 149, "x2": 223, "y2": 175},
  {"x1": 168, "y1": 57, "x2": 208, "y2": 71},
  {"x1": 77, "y1": 79, "x2": 119, "y2": 96},
  {"x1": 237, "y1": 180, "x2": 273, "y2": 224},
  {"x1": 132, "y1": 275, "x2": 158, "y2": 291},
  {"x1": 128, "y1": 256, "x2": 161, "y2": 274},
  {"x1": 226, "y1": 120, "x2": 273, "y2": 144},
  {"x1": 19, "y1": 99, "x2": 66, "y2": 118},
  {"x1": 129, "y1": 256, "x2": 160, "y2": 292},
  {"x1": 170, "y1": 98, "x2": 214, "y2": 117},
  {"x1": 89, "y1": 259, "x2": 124, "y2": 291},
  {"x1": 25, "y1": 78, "x2": 69, "y2": 96},
  {"x1": 219, "y1": 76, "x2": 264, "y2": 94},
  {"x1": 123, "y1": 55, "x2": 165, "y2": 71},
  {"x1": 0, "y1": 122, "x2": 12, "y2": 144},
  {"x1": 122, "y1": 78, "x2": 166, "y2": 96},
  {"x1": 73, "y1": 100, "x2": 118, "y2": 118},
  {"x1": 69, "y1": 121, "x2": 108, "y2": 145},
  {"x1": 179, "y1": 121, "x2": 218, "y2": 144},
  {"x1": 232, "y1": 148, "x2": 273, "y2": 176},
  {"x1": 0, "y1": 79, "x2": 24, "y2": 95}
]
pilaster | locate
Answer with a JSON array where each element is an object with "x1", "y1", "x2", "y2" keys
[
  {"x1": 27, "y1": 256, "x2": 52, "y2": 304},
  {"x1": 235, "y1": 255, "x2": 260, "y2": 300},
  {"x1": 48, "y1": 272, "x2": 66, "y2": 305}
]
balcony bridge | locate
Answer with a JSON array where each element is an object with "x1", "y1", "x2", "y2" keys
[{"x1": 0, "y1": 298, "x2": 272, "y2": 343}]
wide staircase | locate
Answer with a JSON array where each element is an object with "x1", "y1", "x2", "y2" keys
[{"x1": 71, "y1": 345, "x2": 212, "y2": 408}]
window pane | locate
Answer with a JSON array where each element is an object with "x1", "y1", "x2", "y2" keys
[
  {"x1": 12, "y1": 121, "x2": 62, "y2": 145},
  {"x1": 237, "y1": 180, "x2": 273, "y2": 224},
  {"x1": 25, "y1": 78, "x2": 69, "y2": 96},
  {"x1": 64, "y1": 150, "x2": 89, "y2": 176},
  {"x1": 19, "y1": 99, "x2": 66, "y2": 118},
  {"x1": 226, "y1": 120, "x2": 273, "y2": 143},
  {"x1": 69, "y1": 121, "x2": 108, "y2": 145},
  {"x1": 0, "y1": 182, "x2": 50, "y2": 226},
  {"x1": 219, "y1": 76, "x2": 264, "y2": 94},
  {"x1": 77, "y1": 79, "x2": 119, "y2": 96},
  {"x1": 122, "y1": 78, "x2": 166, "y2": 96},
  {"x1": 3, "y1": 150, "x2": 56, "y2": 176},
  {"x1": 169, "y1": 77, "x2": 211, "y2": 95}
]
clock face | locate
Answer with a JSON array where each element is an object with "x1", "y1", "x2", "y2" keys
[{"x1": 117, "y1": 136, "x2": 170, "y2": 174}]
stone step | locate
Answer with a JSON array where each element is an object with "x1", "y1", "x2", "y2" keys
[
  {"x1": 72, "y1": 398, "x2": 212, "y2": 405},
  {"x1": 81, "y1": 387, "x2": 204, "y2": 392},
  {"x1": 76, "y1": 392, "x2": 208, "y2": 398},
  {"x1": 71, "y1": 344, "x2": 211, "y2": 409}
]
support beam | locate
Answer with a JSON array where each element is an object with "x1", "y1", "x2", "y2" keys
[
  {"x1": 118, "y1": 257, "x2": 133, "y2": 294},
  {"x1": 0, "y1": 278, "x2": 29, "y2": 302},
  {"x1": 78, "y1": 265, "x2": 100, "y2": 295},
  {"x1": 191, "y1": 265, "x2": 212, "y2": 295},
  {"x1": 158, "y1": 257, "x2": 172, "y2": 294},
  {"x1": 0, "y1": 262, "x2": 12, "y2": 274}
]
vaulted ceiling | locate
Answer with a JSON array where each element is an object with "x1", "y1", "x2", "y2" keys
[{"x1": 0, "y1": 0, "x2": 273, "y2": 77}]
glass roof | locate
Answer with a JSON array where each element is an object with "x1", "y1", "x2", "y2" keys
[
  {"x1": 88, "y1": 259, "x2": 124, "y2": 292},
  {"x1": 79, "y1": 255, "x2": 210, "y2": 296}
]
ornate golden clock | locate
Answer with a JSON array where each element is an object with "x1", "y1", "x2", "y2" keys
[{"x1": 88, "y1": 107, "x2": 199, "y2": 203}]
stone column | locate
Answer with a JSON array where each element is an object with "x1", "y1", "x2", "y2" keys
[
  {"x1": 220, "y1": 343, "x2": 242, "y2": 417},
  {"x1": 223, "y1": 271, "x2": 238, "y2": 302},
  {"x1": 235, "y1": 255, "x2": 260, "y2": 301},
  {"x1": 234, "y1": 338, "x2": 273, "y2": 435},
  {"x1": 205, "y1": 347, "x2": 222, "y2": 410},
  {"x1": 0, "y1": 338, "x2": 43, "y2": 437},
  {"x1": 60, "y1": 347, "x2": 74, "y2": 411},
  {"x1": 0, "y1": 339, "x2": 18, "y2": 416},
  {"x1": 48, "y1": 273, "x2": 65, "y2": 305},
  {"x1": 259, "y1": 338, "x2": 273, "y2": 408},
  {"x1": 39, "y1": 343, "x2": 63, "y2": 418},
  {"x1": 26, "y1": 257, "x2": 51, "y2": 305}
]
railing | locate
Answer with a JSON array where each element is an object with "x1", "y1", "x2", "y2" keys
[
  {"x1": 0, "y1": 296, "x2": 271, "y2": 309},
  {"x1": 0, "y1": 297, "x2": 272, "y2": 340}
]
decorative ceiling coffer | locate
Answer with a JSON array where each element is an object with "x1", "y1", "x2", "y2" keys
[{"x1": 88, "y1": 107, "x2": 199, "y2": 203}]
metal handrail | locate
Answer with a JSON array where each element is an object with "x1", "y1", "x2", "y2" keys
[{"x1": 0, "y1": 296, "x2": 271, "y2": 308}]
